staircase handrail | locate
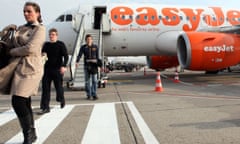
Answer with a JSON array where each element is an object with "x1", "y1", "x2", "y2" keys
[{"x1": 69, "y1": 14, "x2": 85, "y2": 82}]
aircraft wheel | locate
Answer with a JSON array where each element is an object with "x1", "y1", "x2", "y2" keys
[
  {"x1": 205, "y1": 70, "x2": 219, "y2": 74},
  {"x1": 102, "y1": 82, "x2": 106, "y2": 88},
  {"x1": 98, "y1": 81, "x2": 101, "y2": 88}
]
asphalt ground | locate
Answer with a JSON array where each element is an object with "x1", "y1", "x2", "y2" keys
[{"x1": 1, "y1": 69, "x2": 240, "y2": 144}]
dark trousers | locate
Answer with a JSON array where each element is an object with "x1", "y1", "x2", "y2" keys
[
  {"x1": 40, "y1": 68, "x2": 64, "y2": 110},
  {"x1": 12, "y1": 95, "x2": 37, "y2": 143},
  {"x1": 12, "y1": 95, "x2": 34, "y2": 129},
  {"x1": 12, "y1": 95, "x2": 33, "y2": 121}
]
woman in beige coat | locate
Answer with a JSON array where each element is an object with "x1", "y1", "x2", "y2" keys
[{"x1": 10, "y1": 2, "x2": 45, "y2": 144}]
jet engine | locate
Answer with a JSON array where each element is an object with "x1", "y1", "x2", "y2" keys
[
  {"x1": 147, "y1": 56, "x2": 179, "y2": 71},
  {"x1": 177, "y1": 32, "x2": 240, "y2": 71}
]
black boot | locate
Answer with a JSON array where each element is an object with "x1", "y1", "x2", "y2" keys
[
  {"x1": 30, "y1": 127, "x2": 37, "y2": 143},
  {"x1": 23, "y1": 130, "x2": 33, "y2": 144},
  {"x1": 18, "y1": 115, "x2": 36, "y2": 144},
  {"x1": 29, "y1": 112, "x2": 37, "y2": 142}
]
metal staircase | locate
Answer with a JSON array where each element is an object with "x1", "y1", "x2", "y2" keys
[
  {"x1": 67, "y1": 11, "x2": 111, "y2": 89},
  {"x1": 68, "y1": 25, "x2": 101, "y2": 89},
  {"x1": 67, "y1": 14, "x2": 86, "y2": 89}
]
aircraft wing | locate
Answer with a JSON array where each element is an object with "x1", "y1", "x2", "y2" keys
[{"x1": 198, "y1": 24, "x2": 240, "y2": 34}]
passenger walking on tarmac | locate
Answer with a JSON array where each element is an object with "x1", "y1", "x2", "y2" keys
[
  {"x1": 9, "y1": 2, "x2": 46, "y2": 143},
  {"x1": 39, "y1": 28, "x2": 68, "y2": 114},
  {"x1": 76, "y1": 34, "x2": 99, "y2": 100}
]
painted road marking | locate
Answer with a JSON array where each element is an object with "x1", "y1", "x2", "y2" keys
[
  {"x1": 0, "y1": 109, "x2": 16, "y2": 126},
  {"x1": 127, "y1": 101, "x2": 159, "y2": 144},
  {"x1": 81, "y1": 103, "x2": 120, "y2": 144},
  {"x1": 5, "y1": 105, "x2": 74, "y2": 144},
  {"x1": 4, "y1": 102, "x2": 156, "y2": 144}
]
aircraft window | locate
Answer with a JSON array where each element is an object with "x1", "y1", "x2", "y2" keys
[
  {"x1": 172, "y1": 16, "x2": 176, "y2": 20},
  {"x1": 180, "y1": 16, "x2": 183, "y2": 20},
  {"x1": 219, "y1": 17, "x2": 223, "y2": 21},
  {"x1": 66, "y1": 15, "x2": 72, "y2": 21},
  {"x1": 151, "y1": 16, "x2": 155, "y2": 20},
  {"x1": 158, "y1": 16, "x2": 162, "y2": 20},
  {"x1": 129, "y1": 15, "x2": 133, "y2": 20},
  {"x1": 165, "y1": 16, "x2": 169, "y2": 20},
  {"x1": 55, "y1": 15, "x2": 64, "y2": 22},
  {"x1": 186, "y1": 16, "x2": 189, "y2": 21},
  {"x1": 226, "y1": 17, "x2": 229, "y2": 21},
  {"x1": 212, "y1": 17, "x2": 216, "y2": 21},
  {"x1": 114, "y1": 15, "x2": 118, "y2": 19},
  {"x1": 193, "y1": 16, "x2": 196, "y2": 21},
  {"x1": 144, "y1": 15, "x2": 148, "y2": 20},
  {"x1": 122, "y1": 15, "x2": 125, "y2": 19},
  {"x1": 136, "y1": 15, "x2": 140, "y2": 19}
]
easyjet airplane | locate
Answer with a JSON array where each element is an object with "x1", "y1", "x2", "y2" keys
[{"x1": 47, "y1": 3, "x2": 240, "y2": 73}]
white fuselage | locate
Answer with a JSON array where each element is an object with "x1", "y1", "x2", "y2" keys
[{"x1": 47, "y1": 3, "x2": 240, "y2": 56}]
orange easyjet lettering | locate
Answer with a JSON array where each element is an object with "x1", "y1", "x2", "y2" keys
[
  {"x1": 227, "y1": 10, "x2": 240, "y2": 25},
  {"x1": 111, "y1": 6, "x2": 240, "y2": 31},
  {"x1": 111, "y1": 6, "x2": 133, "y2": 25},
  {"x1": 161, "y1": 8, "x2": 180, "y2": 26},
  {"x1": 136, "y1": 7, "x2": 160, "y2": 25},
  {"x1": 204, "y1": 7, "x2": 224, "y2": 26},
  {"x1": 180, "y1": 8, "x2": 204, "y2": 31}
]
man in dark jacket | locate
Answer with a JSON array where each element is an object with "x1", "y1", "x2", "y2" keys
[
  {"x1": 39, "y1": 28, "x2": 68, "y2": 114},
  {"x1": 76, "y1": 34, "x2": 99, "y2": 100}
]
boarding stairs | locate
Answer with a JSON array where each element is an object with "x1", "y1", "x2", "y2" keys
[{"x1": 67, "y1": 13, "x2": 110, "y2": 89}]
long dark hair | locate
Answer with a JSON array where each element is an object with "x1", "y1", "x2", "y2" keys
[{"x1": 24, "y1": 2, "x2": 43, "y2": 23}]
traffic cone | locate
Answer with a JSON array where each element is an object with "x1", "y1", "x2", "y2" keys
[
  {"x1": 174, "y1": 70, "x2": 180, "y2": 83},
  {"x1": 155, "y1": 71, "x2": 163, "y2": 92}
]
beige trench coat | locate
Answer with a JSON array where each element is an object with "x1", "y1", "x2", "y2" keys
[{"x1": 10, "y1": 23, "x2": 46, "y2": 97}]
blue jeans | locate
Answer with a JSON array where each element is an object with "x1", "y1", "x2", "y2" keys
[{"x1": 84, "y1": 67, "x2": 97, "y2": 97}]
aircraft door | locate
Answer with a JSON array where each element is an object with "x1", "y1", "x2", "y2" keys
[{"x1": 94, "y1": 7, "x2": 106, "y2": 29}]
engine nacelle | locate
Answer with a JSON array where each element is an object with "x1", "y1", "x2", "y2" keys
[
  {"x1": 147, "y1": 56, "x2": 179, "y2": 71},
  {"x1": 177, "y1": 32, "x2": 240, "y2": 71}
]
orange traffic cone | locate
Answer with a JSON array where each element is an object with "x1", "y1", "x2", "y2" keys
[
  {"x1": 174, "y1": 70, "x2": 180, "y2": 83},
  {"x1": 155, "y1": 71, "x2": 163, "y2": 92}
]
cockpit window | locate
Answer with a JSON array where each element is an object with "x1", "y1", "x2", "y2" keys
[
  {"x1": 56, "y1": 15, "x2": 64, "y2": 22},
  {"x1": 66, "y1": 14, "x2": 72, "y2": 21}
]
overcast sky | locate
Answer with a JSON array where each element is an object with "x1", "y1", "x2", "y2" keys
[{"x1": 0, "y1": 0, "x2": 240, "y2": 30}]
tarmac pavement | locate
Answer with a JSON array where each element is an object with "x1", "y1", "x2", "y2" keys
[{"x1": 1, "y1": 69, "x2": 240, "y2": 144}]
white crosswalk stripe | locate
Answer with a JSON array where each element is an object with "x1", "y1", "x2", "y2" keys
[
  {"x1": 0, "y1": 102, "x2": 159, "y2": 144},
  {"x1": 81, "y1": 103, "x2": 120, "y2": 144},
  {"x1": 0, "y1": 109, "x2": 16, "y2": 126},
  {"x1": 5, "y1": 105, "x2": 75, "y2": 144},
  {"x1": 127, "y1": 102, "x2": 159, "y2": 144}
]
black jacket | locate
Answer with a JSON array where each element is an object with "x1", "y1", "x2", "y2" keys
[
  {"x1": 76, "y1": 44, "x2": 99, "y2": 65},
  {"x1": 42, "y1": 40, "x2": 68, "y2": 69}
]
